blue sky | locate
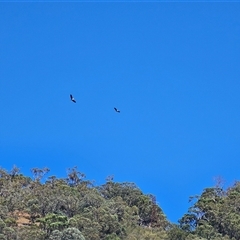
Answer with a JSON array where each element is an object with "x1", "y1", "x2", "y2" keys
[{"x1": 0, "y1": 2, "x2": 240, "y2": 223}]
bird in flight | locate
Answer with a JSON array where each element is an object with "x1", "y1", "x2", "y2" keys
[
  {"x1": 114, "y1": 107, "x2": 120, "y2": 113},
  {"x1": 70, "y1": 94, "x2": 76, "y2": 103}
]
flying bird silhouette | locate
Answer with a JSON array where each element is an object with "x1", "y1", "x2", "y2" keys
[
  {"x1": 70, "y1": 94, "x2": 76, "y2": 103},
  {"x1": 114, "y1": 107, "x2": 120, "y2": 113}
]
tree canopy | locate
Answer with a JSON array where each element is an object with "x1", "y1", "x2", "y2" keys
[{"x1": 0, "y1": 166, "x2": 239, "y2": 239}]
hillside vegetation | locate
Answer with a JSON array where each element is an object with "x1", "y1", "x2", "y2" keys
[{"x1": 0, "y1": 166, "x2": 240, "y2": 240}]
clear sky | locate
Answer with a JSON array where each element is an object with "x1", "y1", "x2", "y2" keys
[{"x1": 0, "y1": 1, "x2": 240, "y2": 223}]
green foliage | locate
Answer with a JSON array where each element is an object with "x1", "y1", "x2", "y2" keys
[
  {"x1": 37, "y1": 213, "x2": 68, "y2": 235},
  {"x1": 0, "y1": 219, "x2": 6, "y2": 233},
  {"x1": 125, "y1": 226, "x2": 167, "y2": 240},
  {"x1": 1, "y1": 166, "x2": 240, "y2": 239},
  {"x1": 4, "y1": 218, "x2": 16, "y2": 228},
  {"x1": 0, "y1": 207, "x2": 8, "y2": 220},
  {"x1": 0, "y1": 166, "x2": 169, "y2": 239},
  {"x1": 0, "y1": 234, "x2": 6, "y2": 240},
  {"x1": 2, "y1": 227, "x2": 16, "y2": 240},
  {"x1": 62, "y1": 227, "x2": 85, "y2": 240},
  {"x1": 179, "y1": 182, "x2": 240, "y2": 240},
  {"x1": 166, "y1": 224, "x2": 188, "y2": 240},
  {"x1": 49, "y1": 230, "x2": 63, "y2": 240},
  {"x1": 16, "y1": 225, "x2": 46, "y2": 240}
]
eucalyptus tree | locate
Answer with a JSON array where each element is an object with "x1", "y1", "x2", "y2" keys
[{"x1": 62, "y1": 227, "x2": 85, "y2": 240}]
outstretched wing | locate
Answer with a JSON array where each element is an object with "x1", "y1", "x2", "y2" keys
[{"x1": 70, "y1": 94, "x2": 76, "y2": 103}]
